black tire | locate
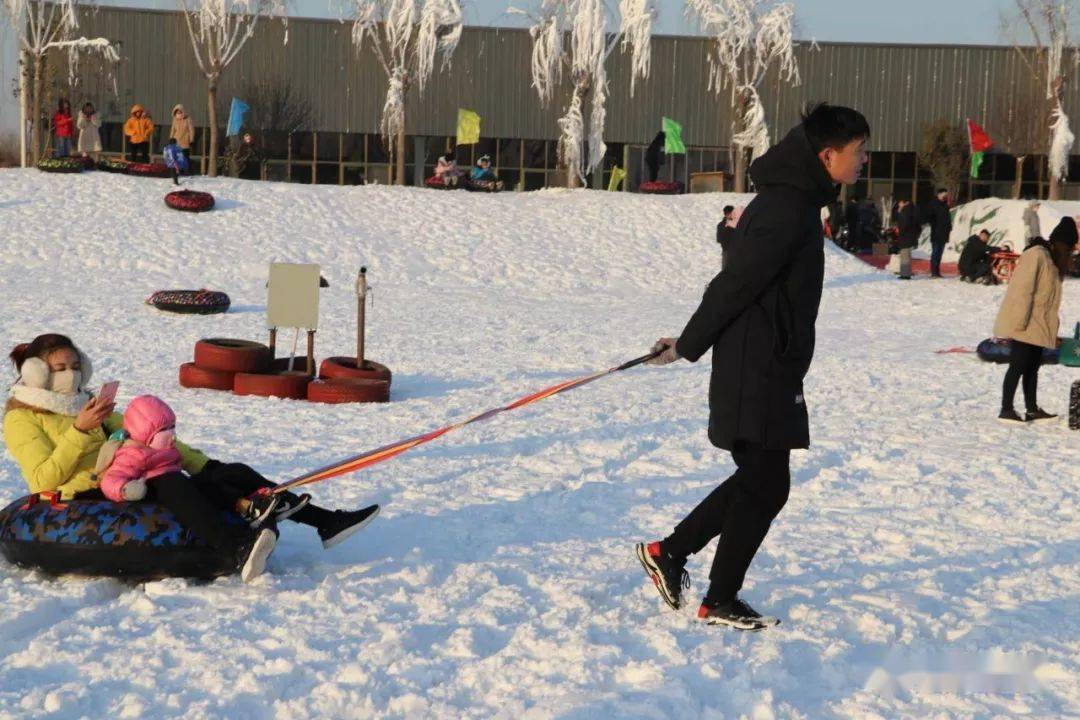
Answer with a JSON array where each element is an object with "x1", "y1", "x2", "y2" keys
[{"x1": 148, "y1": 289, "x2": 230, "y2": 314}]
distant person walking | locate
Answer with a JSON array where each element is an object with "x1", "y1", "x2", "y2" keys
[
  {"x1": 894, "y1": 198, "x2": 919, "y2": 279},
  {"x1": 994, "y1": 217, "x2": 1077, "y2": 423},
  {"x1": 645, "y1": 131, "x2": 666, "y2": 183},
  {"x1": 924, "y1": 188, "x2": 952, "y2": 277}
]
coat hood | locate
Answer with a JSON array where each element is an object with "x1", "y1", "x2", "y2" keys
[
  {"x1": 172, "y1": 104, "x2": 186, "y2": 117},
  {"x1": 130, "y1": 104, "x2": 145, "y2": 116},
  {"x1": 123, "y1": 395, "x2": 176, "y2": 445},
  {"x1": 748, "y1": 125, "x2": 838, "y2": 208}
]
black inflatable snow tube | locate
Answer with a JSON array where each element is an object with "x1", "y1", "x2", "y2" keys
[
  {"x1": 976, "y1": 337, "x2": 1059, "y2": 365},
  {"x1": 165, "y1": 190, "x2": 215, "y2": 213},
  {"x1": 37, "y1": 158, "x2": 84, "y2": 174},
  {"x1": 0, "y1": 494, "x2": 248, "y2": 580},
  {"x1": 147, "y1": 289, "x2": 230, "y2": 314},
  {"x1": 638, "y1": 181, "x2": 684, "y2": 195}
]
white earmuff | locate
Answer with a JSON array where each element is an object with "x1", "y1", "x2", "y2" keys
[{"x1": 19, "y1": 357, "x2": 50, "y2": 388}]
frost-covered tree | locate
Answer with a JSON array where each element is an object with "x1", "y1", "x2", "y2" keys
[
  {"x1": 1004, "y1": 0, "x2": 1079, "y2": 200},
  {"x1": 178, "y1": 0, "x2": 286, "y2": 177},
  {"x1": 515, "y1": 0, "x2": 655, "y2": 188},
  {"x1": 0, "y1": 0, "x2": 118, "y2": 166},
  {"x1": 687, "y1": 0, "x2": 799, "y2": 193},
  {"x1": 349, "y1": 0, "x2": 463, "y2": 186}
]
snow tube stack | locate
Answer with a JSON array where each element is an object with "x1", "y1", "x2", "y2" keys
[
  {"x1": 976, "y1": 337, "x2": 1060, "y2": 365},
  {"x1": 165, "y1": 190, "x2": 215, "y2": 213},
  {"x1": 0, "y1": 493, "x2": 248, "y2": 580},
  {"x1": 147, "y1": 289, "x2": 230, "y2": 314},
  {"x1": 37, "y1": 158, "x2": 84, "y2": 174},
  {"x1": 97, "y1": 159, "x2": 130, "y2": 174},
  {"x1": 638, "y1": 181, "x2": 684, "y2": 195}
]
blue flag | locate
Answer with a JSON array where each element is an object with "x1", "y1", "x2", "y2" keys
[{"x1": 227, "y1": 98, "x2": 250, "y2": 137}]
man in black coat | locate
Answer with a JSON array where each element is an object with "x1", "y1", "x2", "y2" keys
[
  {"x1": 636, "y1": 104, "x2": 870, "y2": 630},
  {"x1": 957, "y1": 229, "x2": 998, "y2": 283},
  {"x1": 894, "y1": 198, "x2": 920, "y2": 279},
  {"x1": 924, "y1": 188, "x2": 952, "y2": 277}
]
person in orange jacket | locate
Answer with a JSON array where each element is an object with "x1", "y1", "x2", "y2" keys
[{"x1": 124, "y1": 104, "x2": 154, "y2": 163}]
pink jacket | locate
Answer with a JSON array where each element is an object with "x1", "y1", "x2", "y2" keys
[{"x1": 99, "y1": 395, "x2": 183, "y2": 502}]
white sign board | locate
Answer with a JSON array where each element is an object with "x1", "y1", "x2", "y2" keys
[{"x1": 267, "y1": 263, "x2": 320, "y2": 330}]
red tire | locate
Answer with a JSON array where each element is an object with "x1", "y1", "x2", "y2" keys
[
  {"x1": 193, "y1": 339, "x2": 271, "y2": 374},
  {"x1": 638, "y1": 181, "x2": 684, "y2": 195},
  {"x1": 127, "y1": 162, "x2": 171, "y2": 178},
  {"x1": 318, "y1": 357, "x2": 392, "y2": 384},
  {"x1": 307, "y1": 378, "x2": 390, "y2": 404},
  {"x1": 165, "y1": 190, "x2": 215, "y2": 213},
  {"x1": 233, "y1": 372, "x2": 311, "y2": 400},
  {"x1": 178, "y1": 362, "x2": 235, "y2": 391},
  {"x1": 270, "y1": 356, "x2": 316, "y2": 376}
]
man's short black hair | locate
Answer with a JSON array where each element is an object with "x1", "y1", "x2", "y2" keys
[
  {"x1": 936, "y1": 188, "x2": 948, "y2": 196},
  {"x1": 979, "y1": 228, "x2": 990, "y2": 237},
  {"x1": 723, "y1": 205, "x2": 734, "y2": 215},
  {"x1": 801, "y1": 103, "x2": 870, "y2": 153}
]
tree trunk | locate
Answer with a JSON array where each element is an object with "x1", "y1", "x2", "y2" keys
[
  {"x1": 30, "y1": 53, "x2": 43, "y2": 165},
  {"x1": 396, "y1": 120, "x2": 406, "y2": 186},
  {"x1": 1012, "y1": 156, "x2": 1025, "y2": 199},
  {"x1": 19, "y1": 51, "x2": 29, "y2": 167},
  {"x1": 207, "y1": 77, "x2": 219, "y2": 178},
  {"x1": 1049, "y1": 171, "x2": 1061, "y2": 200},
  {"x1": 567, "y1": 168, "x2": 582, "y2": 189},
  {"x1": 733, "y1": 146, "x2": 747, "y2": 193}
]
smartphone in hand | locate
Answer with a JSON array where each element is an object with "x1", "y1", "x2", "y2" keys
[{"x1": 97, "y1": 380, "x2": 120, "y2": 405}]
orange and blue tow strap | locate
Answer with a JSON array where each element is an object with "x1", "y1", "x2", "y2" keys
[{"x1": 269, "y1": 349, "x2": 664, "y2": 496}]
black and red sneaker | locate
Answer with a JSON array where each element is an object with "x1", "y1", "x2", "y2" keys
[
  {"x1": 697, "y1": 597, "x2": 780, "y2": 631},
  {"x1": 635, "y1": 541, "x2": 689, "y2": 610}
]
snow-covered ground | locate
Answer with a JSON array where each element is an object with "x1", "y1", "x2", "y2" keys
[{"x1": 0, "y1": 170, "x2": 1077, "y2": 719}]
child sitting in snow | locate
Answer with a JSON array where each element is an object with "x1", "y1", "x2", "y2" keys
[
  {"x1": 469, "y1": 155, "x2": 503, "y2": 191},
  {"x1": 163, "y1": 137, "x2": 189, "y2": 186},
  {"x1": 435, "y1": 152, "x2": 463, "y2": 186},
  {"x1": 97, "y1": 395, "x2": 184, "y2": 501}
]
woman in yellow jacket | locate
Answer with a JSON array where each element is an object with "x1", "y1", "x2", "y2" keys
[
  {"x1": 123, "y1": 104, "x2": 154, "y2": 162},
  {"x1": 993, "y1": 217, "x2": 1077, "y2": 423},
  {"x1": 3, "y1": 334, "x2": 380, "y2": 559}
]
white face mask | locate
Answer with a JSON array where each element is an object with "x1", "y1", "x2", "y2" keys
[{"x1": 47, "y1": 369, "x2": 82, "y2": 395}]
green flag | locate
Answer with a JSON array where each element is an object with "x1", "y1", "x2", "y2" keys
[
  {"x1": 663, "y1": 117, "x2": 686, "y2": 154},
  {"x1": 457, "y1": 109, "x2": 480, "y2": 145},
  {"x1": 970, "y1": 151, "x2": 985, "y2": 179},
  {"x1": 607, "y1": 165, "x2": 626, "y2": 191}
]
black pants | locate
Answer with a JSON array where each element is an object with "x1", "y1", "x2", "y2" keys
[
  {"x1": 191, "y1": 461, "x2": 336, "y2": 529},
  {"x1": 661, "y1": 443, "x2": 790, "y2": 605},
  {"x1": 1002, "y1": 340, "x2": 1043, "y2": 413},
  {"x1": 128, "y1": 141, "x2": 149, "y2": 163},
  {"x1": 149, "y1": 472, "x2": 247, "y2": 554},
  {"x1": 181, "y1": 148, "x2": 191, "y2": 173},
  {"x1": 930, "y1": 241, "x2": 946, "y2": 276}
]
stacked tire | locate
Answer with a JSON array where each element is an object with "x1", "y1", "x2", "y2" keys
[
  {"x1": 179, "y1": 339, "x2": 391, "y2": 403},
  {"x1": 638, "y1": 181, "x2": 684, "y2": 195}
]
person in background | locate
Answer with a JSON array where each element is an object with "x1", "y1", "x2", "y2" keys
[
  {"x1": 645, "y1": 130, "x2": 666, "y2": 183},
  {"x1": 52, "y1": 99, "x2": 74, "y2": 158},
  {"x1": 844, "y1": 195, "x2": 861, "y2": 252},
  {"x1": 469, "y1": 155, "x2": 503, "y2": 190},
  {"x1": 435, "y1": 152, "x2": 464, "y2": 186},
  {"x1": 957, "y1": 229, "x2": 999, "y2": 284},
  {"x1": 76, "y1": 102, "x2": 102, "y2": 160},
  {"x1": 124, "y1": 104, "x2": 154, "y2": 163},
  {"x1": 163, "y1": 137, "x2": 188, "y2": 185},
  {"x1": 169, "y1": 104, "x2": 195, "y2": 172},
  {"x1": 717, "y1": 205, "x2": 736, "y2": 270},
  {"x1": 894, "y1": 198, "x2": 920, "y2": 280},
  {"x1": 924, "y1": 188, "x2": 952, "y2": 277},
  {"x1": 994, "y1": 217, "x2": 1077, "y2": 423},
  {"x1": 1023, "y1": 200, "x2": 1041, "y2": 241}
]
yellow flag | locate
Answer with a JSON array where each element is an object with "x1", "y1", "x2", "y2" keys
[
  {"x1": 457, "y1": 109, "x2": 480, "y2": 145},
  {"x1": 608, "y1": 165, "x2": 626, "y2": 192}
]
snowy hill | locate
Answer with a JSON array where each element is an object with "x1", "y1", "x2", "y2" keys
[{"x1": 0, "y1": 170, "x2": 1077, "y2": 719}]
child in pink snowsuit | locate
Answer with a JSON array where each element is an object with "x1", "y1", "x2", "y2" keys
[{"x1": 100, "y1": 395, "x2": 183, "y2": 502}]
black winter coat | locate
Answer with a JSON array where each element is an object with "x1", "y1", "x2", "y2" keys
[
  {"x1": 896, "y1": 203, "x2": 921, "y2": 249},
  {"x1": 924, "y1": 197, "x2": 952, "y2": 245},
  {"x1": 676, "y1": 125, "x2": 836, "y2": 451}
]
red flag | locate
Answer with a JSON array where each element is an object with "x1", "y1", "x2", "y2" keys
[{"x1": 967, "y1": 119, "x2": 993, "y2": 153}]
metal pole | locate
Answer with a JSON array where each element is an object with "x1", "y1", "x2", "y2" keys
[
  {"x1": 306, "y1": 330, "x2": 315, "y2": 376},
  {"x1": 356, "y1": 267, "x2": 367, "y2": 368}
]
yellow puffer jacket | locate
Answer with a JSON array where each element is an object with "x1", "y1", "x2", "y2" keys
[
  {"x1": 3, "y1": 409, "x2": 209, "y2": 499},
  {"x1": 124, "y1": 104, "x2": 154, "y2": 144}
]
